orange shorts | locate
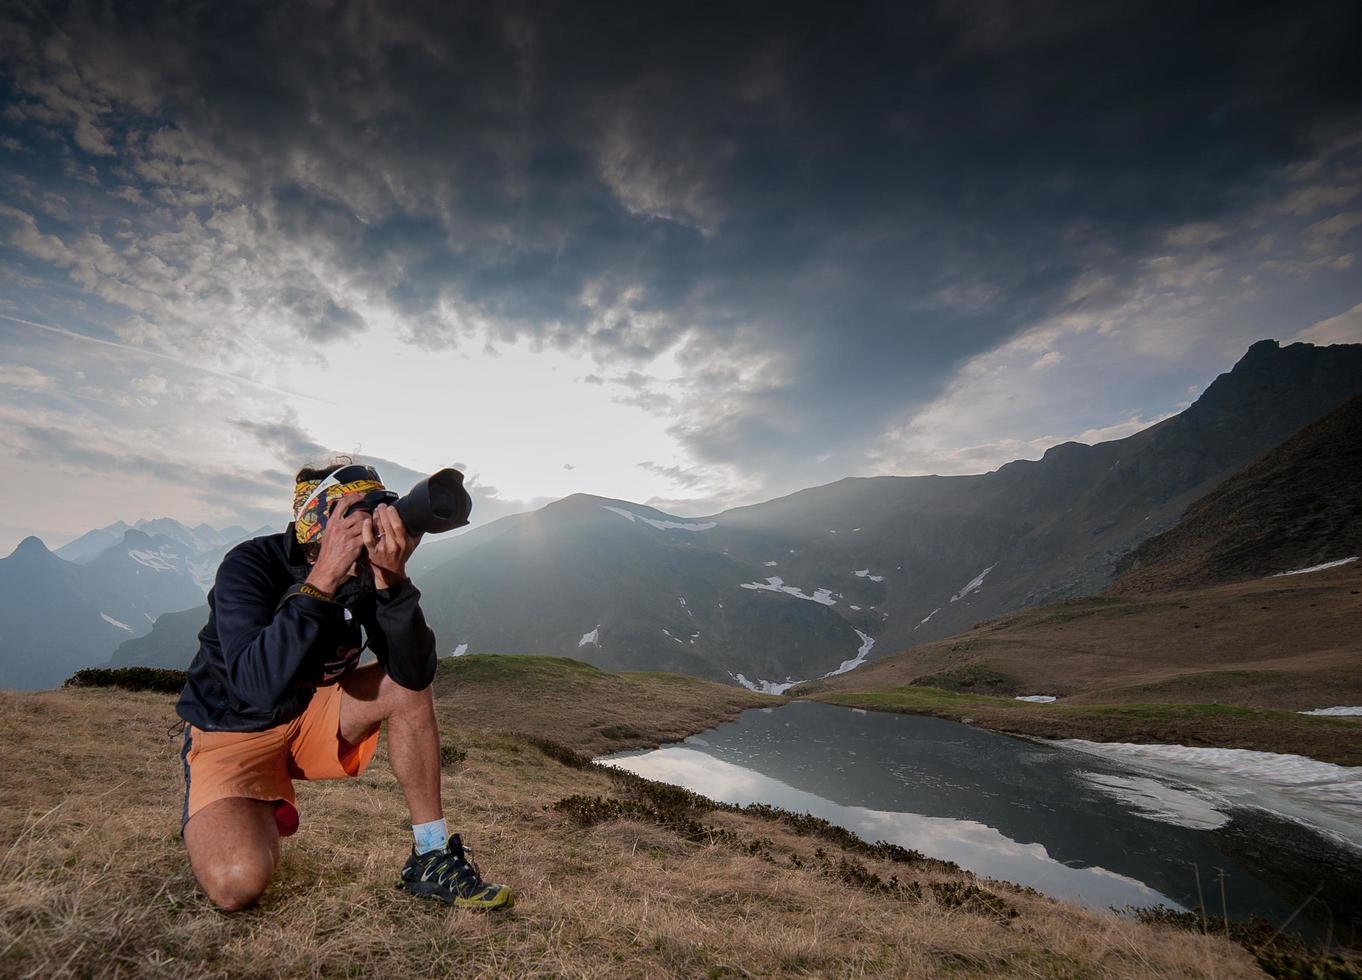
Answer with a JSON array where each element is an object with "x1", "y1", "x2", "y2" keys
[{"x1": 179, "y1": 683, "x2": 381, "y2": 837}]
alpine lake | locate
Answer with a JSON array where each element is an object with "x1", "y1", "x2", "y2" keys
[{"x1": 600, "y1": 701, "x2": 1362, "y2": 941}]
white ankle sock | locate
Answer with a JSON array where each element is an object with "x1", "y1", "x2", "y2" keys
[{"x1": 412, "y1": 817, "x2": 448, "y2": 854}]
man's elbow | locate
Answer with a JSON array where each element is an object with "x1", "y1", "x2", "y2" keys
[
  {"x1": 224, "y1": 664, "x2": 284, "y2": 712},
  {"x1": 390, "y1": 658, "x2": 437, "y2": 692}
]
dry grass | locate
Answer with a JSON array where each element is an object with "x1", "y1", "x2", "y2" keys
[{"x1": 0, "y1": 662, "x2": 1284, "y2": 979}]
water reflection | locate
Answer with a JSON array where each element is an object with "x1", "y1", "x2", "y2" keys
[
  {"x1": 600, "y1": 701, "x2": 1362, "y2": 934},
  {"x1": 606, "y1": 746, "x2": 1173, "y2": 910}
]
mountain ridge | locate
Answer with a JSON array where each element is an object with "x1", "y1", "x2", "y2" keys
[{"x1": 5, "y1": 338, "x2": 1362, "y2": 690}]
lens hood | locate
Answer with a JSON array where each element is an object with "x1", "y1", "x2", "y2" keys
[{"x1": 394, "y1": 468, "x2": 472, "y2": 535}]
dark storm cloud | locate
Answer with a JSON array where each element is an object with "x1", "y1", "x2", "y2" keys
[{"x1": 2, "y1": 0, "x2": 1359, "y2": 483}]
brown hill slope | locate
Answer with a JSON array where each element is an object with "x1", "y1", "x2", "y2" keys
[
  {"x1": 0, "y1": 657, "x2": 1270, "y2": 978},
  {"x1": 802, "y1": 561, "x2": 1362, "y2": 764},
  {"x1": 1110, "y1": 393, "x2": 1362, "y2": 595}
]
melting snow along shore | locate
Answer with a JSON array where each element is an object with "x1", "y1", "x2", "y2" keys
[{"x1": 1054, "y1": 739, "x2": 1362, "y2": 848}]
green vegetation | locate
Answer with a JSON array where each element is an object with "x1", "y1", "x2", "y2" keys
[
  {"x1": 1091, "y1": 670, "x2": 1296, "y2": 703},
  {"x1": 437, "y1": 652, "x2": 608, "y2": 685},
  {"x1": 909, "y1": 664, "x2": 1020, "y2": 695},
  {"x1": 808, "y1": 685, "x2": 1362, "y2": 765},
  {"x1": 63, "y1": 666, "x2": 187, "y2": 694}
]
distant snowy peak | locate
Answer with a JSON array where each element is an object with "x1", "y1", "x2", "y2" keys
[{"x1": 600, "y1": 505, "x2": 717, "y2": 532}]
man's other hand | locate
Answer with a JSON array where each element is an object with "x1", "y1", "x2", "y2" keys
[
  {"x1": 306, "y1": 495, "x2": 369, "y2": 595},
  {"x1": 364, "y1": 502, "x2": 422, "y2": 590}
]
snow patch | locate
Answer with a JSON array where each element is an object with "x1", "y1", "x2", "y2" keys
[
  {"x1": 822, "y1": 629, "x2": 875, "y2": 678},
  {"x1": 1079, "y1": 773, "x2": 1229, "y2": 831},
  {"x1": 915, "y1": 607, "x2": 942, "y2": 630},
  {"x1": 950, "y1": 564, "x2": 996, "y2": 602},
  {"x1": 734, "y1": 627, "x2": 876, "y2": 693},
  {"x1": 1274, "y1": 556, "x2": 1358, "y2": 577},
  {"x1": 853, "y1": 569, "x2": 885, "y2": 582},
  {"x1": 1055, "y1": 740, "x2": 1362, "y2": 823},
  {"x1": 661, "y1": 628, "x2": 685, "y2": 645},
  {"x1": 849, "y1": 604, "x2": 862, "y2": 611},
  {"x1": 578, "y1": 627, "x2": 599, "y2": 647},
  {"x1": 187, "y1": 557, "x2": 217, "y2": 593},
  {"x1": 128, "y1": 549, "x2": 176, "y2": 572},
  {"x1": 732, "y1": 673, "x2": 801, "y2": 695},
  {"x1": 600, "y1": 505, "x2": 716, "y2": 532},
  {"x1": 763, "y1": 560, "x2": 779, "y2": 567},
  {"x1": 100, "y1": 612, "x2": 134, "y2": 632},
  {"x1": 1015, "y1": 695, "x2": 1057, "y2": 703},
  {"x1": 451, "y1": 643, "x2": 469, "y2": 657},
  {"x1": 739, "y1": 576, "x2": 837, "y2": 605},
  {"x1": 1300, "y1": 706, "x2": 1362, "y2": 716}
]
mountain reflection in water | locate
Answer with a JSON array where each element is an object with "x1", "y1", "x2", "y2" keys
[{"x1": 600, "y1": 701, "x2": 1362, "y2": 935}]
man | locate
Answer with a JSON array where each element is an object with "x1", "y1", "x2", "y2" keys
[{"x1": 174, "y1": 459, "x2": 512, "y2": 911}]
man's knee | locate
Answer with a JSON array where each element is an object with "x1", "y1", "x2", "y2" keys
[{"x1": 198, "y1": 854, "x2": 273, "y2": 912}]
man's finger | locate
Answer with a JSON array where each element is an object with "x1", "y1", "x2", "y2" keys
[
  {"x1": 360, "y1": 516, "x2": 378, "y2": 550},
  {"x1": 379, "y1": 505, "x2": 404, "y2": 544}
]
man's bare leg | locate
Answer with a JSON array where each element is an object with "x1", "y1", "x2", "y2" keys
[
  {"x1": 338, "y1": 662, "x2": 442, "y2": 823},
  {"x1": 183, "y1": 797, "x2": 280, "y2": 911}
]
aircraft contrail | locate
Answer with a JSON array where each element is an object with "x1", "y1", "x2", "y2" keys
[{"x1": 0, "y1": 312, "x2": 333, "y2": 404}]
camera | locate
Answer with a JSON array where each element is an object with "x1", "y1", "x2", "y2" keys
[{"x1": 353, "y1": 468, "x2": 472, "y2": 535}]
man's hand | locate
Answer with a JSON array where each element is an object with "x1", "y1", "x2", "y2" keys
[
  {"x1": 306, "y1": 497, "x2": 369, "y2": 595},
  {"x1": 363, "y1": 502, "x2": 422, "y2": 590}
]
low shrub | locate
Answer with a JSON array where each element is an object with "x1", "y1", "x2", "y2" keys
[{"x1": 63, "y1": 666, "x2": 186, "y2": 694}]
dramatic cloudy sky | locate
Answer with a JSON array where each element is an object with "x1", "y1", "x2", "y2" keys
[{"x1": 2, "y1": 1, "x2": 1360, "y2": 551}]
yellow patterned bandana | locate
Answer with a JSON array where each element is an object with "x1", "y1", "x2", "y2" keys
[{"x1": 293, "y1": 465, "x2": 390, "y2": 545}]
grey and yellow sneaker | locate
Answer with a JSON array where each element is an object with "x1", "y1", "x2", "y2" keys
[{"x1": 397, "y1": 833, "x2": 514, "y2": 910}]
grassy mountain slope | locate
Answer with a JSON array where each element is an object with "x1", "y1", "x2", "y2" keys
[
  {"x1": 802, "y1": 561, "x2": 1362, "y2": 764},
  {"x1": 0, "y1": 656, "x2": 1277, "y2": 979},
  {"x1": 1111, "y1": 393, "x2": 1362, "y2": 594}
]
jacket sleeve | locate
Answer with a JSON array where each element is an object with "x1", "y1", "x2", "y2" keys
[
  {"x1": 212, "y1": 548, "x2": 343, "y2": 710},
  {"x1": 367, "y1": 577, "x2": 438, "y2": 690}
]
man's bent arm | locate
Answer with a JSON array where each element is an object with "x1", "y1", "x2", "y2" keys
[
  {"x1": 370, "y1": 578, "x2": 438, "y2": 690},
  {"x1": 214, "y1": 549, "x2": 342, "y2": 709}
]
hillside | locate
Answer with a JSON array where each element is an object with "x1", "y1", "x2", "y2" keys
[
  {"x1": 803, "y1": 560, "x2": 1362, "y2": 764},
  {"x1": 108, "y1": 604, "x2": 209, "y2": 669},
  {"x1": 1111, "y1": 393, "x2": 1362, "y2": 594},
  {"x1": 0, "y1": 521, "x2": 254, "y2": 689},
  {"x1": 0, "y1": 656, "x2": 1281, "y2": 978}
]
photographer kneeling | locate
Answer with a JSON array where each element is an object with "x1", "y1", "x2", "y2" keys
[{"x1": 174, "y1": 459, "x2": 512, "y2": 911}]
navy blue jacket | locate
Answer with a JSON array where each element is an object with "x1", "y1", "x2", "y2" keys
[{"x1": 175, "y1": 524, "x2": 437, "y2": 732}]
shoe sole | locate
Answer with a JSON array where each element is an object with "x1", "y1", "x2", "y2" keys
[{"x1": 399, "y1": 881, "x2": 515, "y2": 911}]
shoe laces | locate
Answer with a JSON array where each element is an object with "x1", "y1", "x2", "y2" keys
[{"x1": 426, "y1": 838, "x2": 485, "y2": 894}]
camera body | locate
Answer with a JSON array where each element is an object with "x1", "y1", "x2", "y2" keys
[{"x1": 343, "y1": 470, "x2": 472, "y2": 535}]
